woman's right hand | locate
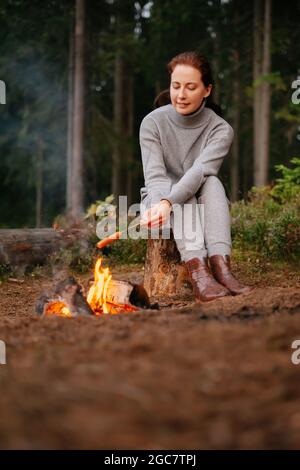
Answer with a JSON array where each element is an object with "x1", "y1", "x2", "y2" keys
[{"x1": 140, "y1": 200, "x2": 172, "y2": 229}]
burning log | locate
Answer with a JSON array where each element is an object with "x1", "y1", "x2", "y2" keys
[
  {"x1": 106, "y1": 280, "x2": 151, "y2": 309},
  {"x1": 36, "y1": 257, "x2": 153, "y2": 318},
  {"x1": 36, "y1": 276, "x2": 94, "y2": 317},
  {"x1": 86, "y1": 257, "x2": 151, "y2": 314}
]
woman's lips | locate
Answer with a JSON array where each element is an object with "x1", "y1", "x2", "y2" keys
[{"x1": 177, "y1": 103, "x2": 189, "y2": 106}]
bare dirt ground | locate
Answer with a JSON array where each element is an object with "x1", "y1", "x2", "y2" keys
[{"x1": 0, "y1": 256, "x2": 300, "y2": 449}]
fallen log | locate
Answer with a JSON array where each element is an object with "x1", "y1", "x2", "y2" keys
[{"x1": 0, "y1": 228, "x2": 85, "y2": 270}]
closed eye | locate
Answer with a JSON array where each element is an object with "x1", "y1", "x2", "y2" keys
[{"x1": 172, "y1": 85, "x2": 196, "y2": 90}]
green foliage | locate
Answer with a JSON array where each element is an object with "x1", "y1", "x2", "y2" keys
[
  {"x1": 50, "y1": 239, "x2": 97, "y2": 274},
  {"x1": 85, "y1": 194, "x2": 115, "y2": 221},
  {"x1": 50, "y1": 228, "x2": 147, "y2": 270},
  {"x1": 265, "y1": 209, "x2": 300, "y2": 257},
  {"x1": 109, "y1": 238, "x2": 147, "y2": 265},
  {"x1": 275, "y1": 103, "x2": 300, "y2": 124},
  {"x1": 247, "y1": 72, "x2": 287, "y2": 99},
  {"x1": 0, "y1": 264, "x2": 12, "y2": 282},
  {"x1": 232, "y1": 181, "x2": 300, "y2": 260},
  {"x1": 85, "y1": 195, "x2": 147, "y2": 265},
  {"x1": 270, "y1": 157, "x2": 300, "y2": 202}
]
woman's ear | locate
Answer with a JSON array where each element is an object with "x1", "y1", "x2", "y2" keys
[{"x1": 204, "y1": 84, "x2": 213, "y2": 98}]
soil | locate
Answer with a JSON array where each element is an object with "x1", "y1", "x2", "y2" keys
[{"x1": 0, "y1": 257, "x2": 300, "y2": 449}]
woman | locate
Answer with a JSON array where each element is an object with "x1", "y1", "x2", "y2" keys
[{"x1": 139, "y1": 51, "x2": 253, "y2": 302}]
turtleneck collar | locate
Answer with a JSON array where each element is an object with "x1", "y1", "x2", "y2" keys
[{"x1": 167, "y1": 98, "x2": 206, "y2": 128}]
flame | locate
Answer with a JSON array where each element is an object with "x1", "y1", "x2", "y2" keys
[
  {"x1": 44, "y1": 257, "x2": 138, "y2": 317},
  {"x1": 87, "y1": 258, "x2": 112, "y2": 314},
  {"x1": 87, "y1": 257, "x2": 138, "y2": 315},
  {"x1": 44, "y1": 301, "x2": 72, "y2": 317}
]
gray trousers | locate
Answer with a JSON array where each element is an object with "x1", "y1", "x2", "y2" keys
[{"x1": 141, "y1": 176, "x2": 232, "y2": 262}]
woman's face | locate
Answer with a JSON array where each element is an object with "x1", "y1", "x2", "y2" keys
[{"x1": 170, "y1": 64, "x2": 212, "y2": 115}]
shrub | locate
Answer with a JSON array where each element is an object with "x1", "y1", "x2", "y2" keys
[
  {"x1": 85, "y1": 195, "x2": 147, "y2": 266},
  {"x1": 231, "y1": 166, "x2": 300, "y2": 260},
  {"x1": 270, "y1": 157, "x2": 300, "y2": 203},
  {"x1": 0, "y1": 264, "x2": 12, "y2": 282},
  {"x1": 109, "y1": 238, "x2": 147, "y2": 265},
  {"x1": 50, "y1": 239, "x2": 98, "y2": 274}
]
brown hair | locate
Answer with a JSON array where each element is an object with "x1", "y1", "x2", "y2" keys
[{"x1": 154, "y1": 51, "x2": 222, "y2": 116}]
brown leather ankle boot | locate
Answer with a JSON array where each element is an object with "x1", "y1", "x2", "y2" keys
[
  {"x1": 209, "y1": 255, "x2": 254, "y2": 295},
  {"x1": 185, "y1": 257, "x2": 231, "y2": 302}
]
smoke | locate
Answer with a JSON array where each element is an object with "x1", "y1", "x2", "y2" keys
[{"x1": 0, "y1": 43, "x2": 69, "y2": 227}]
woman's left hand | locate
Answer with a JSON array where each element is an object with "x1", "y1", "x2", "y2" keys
[{"x1": 140, "y1": 200, "x2": 172, "y2": 228}]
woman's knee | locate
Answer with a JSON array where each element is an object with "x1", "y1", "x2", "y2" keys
[{"x1": 201, "y1": 175, "x2": 225, "y2": 196}]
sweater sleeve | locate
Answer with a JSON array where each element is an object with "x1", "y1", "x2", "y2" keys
[
  {"x1": 165, "y1": 121, "x2": 234, "y2": 206},
  {"x1": 139, "y1": 116, "x2": 172, "y2": 206}
]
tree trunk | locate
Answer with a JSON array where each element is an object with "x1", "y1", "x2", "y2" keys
[
  {"x1": 231, "y1": 66, "x2": 240, "y2": 201},
  {"x1": 66, "y1": 14, "x2": 74, "y2": 212},
  {"x1": 212, "y1": 0, "x2": 221, "y2": 105},
  {"x1": 254, "y1": 0, "x2": 272, "y2": 187},
  {"x1": 125, "y1": 69, "x2": 134, "y2": 207},
  {"x1": 253, "y1": 0, "x2": 263, "y2": 186},
  {"x1": 259, "y1": 0, "x2": 272, "y2": 186},
  {"x1": 230, "y1": 4, "x2": 241, "y2": 202},
  {"x1": 111, "y1": 1, "x2": 136, "y2": 206},
  {"x1": 143, "y1": 234, "x2": 190, "y2": 298},
  {"x1": 112, "y1": 48, "x2": 123, "y2": 205},
  {"x1": 71, "y1": 0, "x2": 85, "y2": 218},
  {"x1": 35, "y1": 140, "x2": 44, "y2": 228}
]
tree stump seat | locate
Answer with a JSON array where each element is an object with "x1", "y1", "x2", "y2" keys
[{"x1": 143, "y1": 231, "x2": 191, "y2": 298}]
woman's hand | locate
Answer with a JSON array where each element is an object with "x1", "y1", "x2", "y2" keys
[{"x1": 140, "y1": 200, "x2": 172, "y2": 229}]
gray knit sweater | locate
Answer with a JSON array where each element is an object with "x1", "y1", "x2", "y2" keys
[{"x1": 139, "y1": 99, "x2": 234, "y2": 207}]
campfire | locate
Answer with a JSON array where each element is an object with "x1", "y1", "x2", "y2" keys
[{"x1": 36, "y1": 257, "x2": 152, "y2": 317}]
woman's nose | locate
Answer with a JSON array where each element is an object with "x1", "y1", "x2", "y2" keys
[{"x1": 178, "y1": 88, "x2": 187, "y2": 99}]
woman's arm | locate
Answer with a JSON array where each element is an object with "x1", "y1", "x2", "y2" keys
[
  {"x1": 164, "y1": 121, "x2": 234, "y2": 206},
  {"x1": 139, "y1": 116, "x2": 172, "y2": 206}
]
